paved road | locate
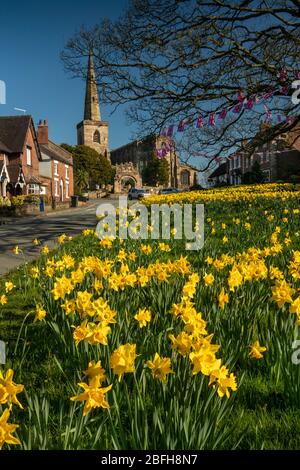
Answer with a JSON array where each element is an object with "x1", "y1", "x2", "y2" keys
[{"x1": 0, "y1": 200, "x2": 106, "y2": 276}]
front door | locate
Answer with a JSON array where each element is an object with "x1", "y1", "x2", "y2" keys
[{"x1": 60, "y1": 181, "x2": 64, "y2": 202}]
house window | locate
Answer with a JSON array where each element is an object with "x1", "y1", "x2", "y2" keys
[
  {"x1": 40, "y1": 186, "x2": 46, "y2": 195},
  {"x1": 26, "y1": 147, "x2": 32, "y2": 166},
  {"x1": 54, "y1": 179, "x2": 59, "y2": 197},
  {"x1": 236, "y1": 156, "x2": 240, "y2": 168},
  {"x1": 93, "y1": 130, "x2": 101, "y2": 143},
  {"x1": 266, "y1": 152, "x2": 270, "y2": 162},
  {"x1": 54, "y1": 160, "x2": 58, "y2": 176},
  {"x1": 65, "y1": 165, "x2": 69, "y2": 180},
  {"x1": 28, "y1": 184, "x2": 40, "y2": 195}
]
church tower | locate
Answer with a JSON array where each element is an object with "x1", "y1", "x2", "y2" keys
[{"x1": 77, "y1": 50, "x2": 109, "y2": 158}]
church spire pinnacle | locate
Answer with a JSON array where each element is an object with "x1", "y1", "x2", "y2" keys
[{"x1": 84, "y1": 49, "x2": 101, "y2": 121}]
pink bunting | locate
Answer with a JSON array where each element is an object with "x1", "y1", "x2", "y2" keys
[
  {"x1": 233, "y1": 103, "x2": 243, "y2": 113},
  {"x1": 280, "y1": 86, "x2": 290, "y2": 95},
  {"x1": 237, "y1": 91, "x2": 244, "y2": 102},
  {"x1": 245, "y1": 98, "x2": 254, "y2": 110},
  {"x1": 167, "y1": 125, "x2": 174, "y2": 137},
  {"x1": 208, "y1": 113, "x2": 216, "y2": 126},
  {"x1": 295, "y1": 71, "x2": 300, "y2": 80},
  {"x1": 264, "y1": 105, "x2": 271, "y2": 121},
  {"x1": 196, "y1": 116, "x2": 204, "y2": 128},
  {"x1": 278, "y1": 68, "x2": 288, "y2": 82},
  {"x1": 177, "y1": 120, "x2": 185, "y2": 132},
  {"x1": 262, "y1": 90, "x2": 275, "y2": 100},
  {"x1": 219, "y1": 108, "x2": 228, "y2": 119},
  {"x1": 162, "y1": 128, "x2": 167, "y2": 137}
]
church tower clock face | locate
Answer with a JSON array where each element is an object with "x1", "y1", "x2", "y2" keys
[{"x1": 76, "y1": 50, "x2": 109, "y2": 160}]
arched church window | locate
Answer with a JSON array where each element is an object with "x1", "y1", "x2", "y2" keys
[
  {"x1": 93, "y1": 130, "x2": 101, "y2": 143},
  {"x1": 181, "y1": 170, "x2": 190, "y2": 185}
]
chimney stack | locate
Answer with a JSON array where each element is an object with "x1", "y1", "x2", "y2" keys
[{"x1": 37, "y1": 119, "x2": 48, "y2": 145}]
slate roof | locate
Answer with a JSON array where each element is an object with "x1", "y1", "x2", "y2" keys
[
  {"x1": 40, "y1": 140, "x2": 73, "y2": 165},
  {"x1": 208, "y1": 162, "x2": 227, "y2": 179},
  {"x1": 0, "y1": 139, "x2": 12, "y2": 153},
  {"x1": 0, "y1": 115, "x2": 32, "y2": 153},
  {"x1": 26, "y1": 175, "x2": 43, "y2": 185}
]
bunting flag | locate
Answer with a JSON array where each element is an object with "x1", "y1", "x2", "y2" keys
[
  {"x1": 177, "y1": 120, "x2": 185, "y2": 132},
  {"x1": 167, "y1": 125, "x2": 174, "y2": 137},
  {"x1": 233, "y1": 102, "x2": 243, "y2": 113},
  {"x1": 280, "y1": 86, "x2": 290, "y2": 95},
  {"x1": 157, "y1": 74, "x2": 296, "y2": 153},
  {"x1": 208, "y1": 113, "x2": 216, "y2": 126},
  {"x1": 278, "y1": 68, "x2": 288, "y2": 82},
  {"x1": 264, "y1": 105, "x2": 271, "y2": 121},
  {"x1": 237, "y1": 91, "x2": 244, "y2": 102},
  {"x1": 196, "y1": 116, "x2": 204, "y2": 128},
  {"x1": 219, "y1": 108, "x2": 228, "y2": 119},
  {"x1": 295, "y1": 70, "x2": 300, "y2": 79},
  {"x1": 245, "y1": 98, "x2": 254, "y2": 110}
]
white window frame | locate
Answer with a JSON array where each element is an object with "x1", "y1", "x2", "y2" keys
[
  {"x1": 54, "y1": 160, "x2": 59, "y2": 176},
  {"x1": 54, "y1": 178, "x2": 59, "y2": 197},
  {"x1": 28, "y1": 184, "x2": 40, "y2": 195},
  {"x1": 26, "y1": 146, "x2": 32, "y2": 166},
  {"x1": 65, "y1": 164, "x2": 69, "y2": 180}
]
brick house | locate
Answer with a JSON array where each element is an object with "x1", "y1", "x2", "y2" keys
[
  {"x1": 0, "y1": 115, "x2": 74, "y2": 201},
  {"x1": 38, "y1": 120, "x2": 74, "y2": 202},
  {"x1": 209, "y1": 123, "x2": 300, "y2": 186},
  {"x1": 0, "y1": 115, "x2": 45, "y2": 197}
]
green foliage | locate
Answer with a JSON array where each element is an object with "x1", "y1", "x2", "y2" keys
[
  {"x1": 61, "y1": 144, "x2": 114, "y2": 194},
  {"x1": 242, "y1": 161, "x2": 265, "y2": 184},
  {"x1": 143, "y1": 153, "x2": 170, "y2": 186}
]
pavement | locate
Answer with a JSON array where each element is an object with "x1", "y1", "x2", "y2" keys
[{"x1": 0, "y1": 198, "x2": 119, "y2": 276}]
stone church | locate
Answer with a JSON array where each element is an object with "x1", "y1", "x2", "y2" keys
[{"x1": 77, "y1": 52, "x2": 198, "y2": 192}]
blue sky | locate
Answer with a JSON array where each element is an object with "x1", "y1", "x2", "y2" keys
[{"x1": 0, "y1": 0, "x2": 132, "y2": 149}]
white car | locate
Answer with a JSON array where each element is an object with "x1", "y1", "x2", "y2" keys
[{"x1": 128, "y1": 188, "x2": 151, "y2": 200}]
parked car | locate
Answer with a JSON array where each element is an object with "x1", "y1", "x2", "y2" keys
[
  {"x1": 158, "y1": 187, "x2": 180, "y2": 195},
  {"x1": 128, "y1": 188, "x2": 151, "y2": 200}
]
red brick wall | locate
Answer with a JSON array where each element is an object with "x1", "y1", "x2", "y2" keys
[{"x1": 21, "y1": 124, "x2": 40, "y2": 183}]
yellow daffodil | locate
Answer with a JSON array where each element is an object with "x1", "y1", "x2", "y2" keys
[
  {"x1": 0, "y1": 408, "x2": 21, "y2": 449},
  {"x1": 109, "y1": 343, "x2": 137, "y2": 381},
  {"x1": 249, "y1": 340, "x2": 267, "y2": 360},
  {"x1": 146, "y1": 353, "x2": 173, "y2": 383}
]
